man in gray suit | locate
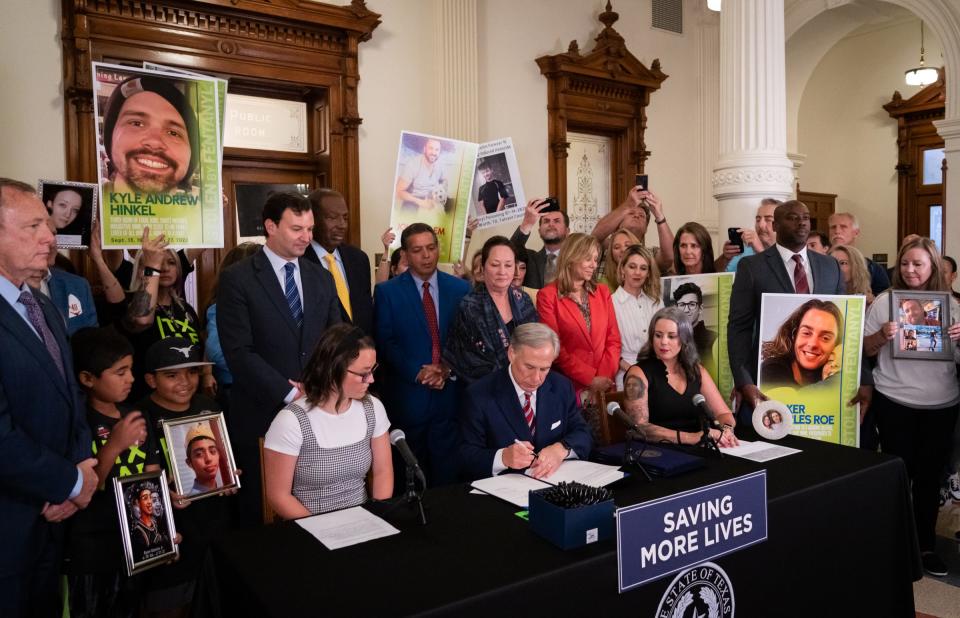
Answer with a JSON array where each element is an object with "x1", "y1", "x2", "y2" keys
[
  {"x1": 510, "y1": 198, "x2": 568, "y2": 289},
  {"x1": 728, "y1": 200, "x2": 871, "y2": 424},
  {"x1": 218, "y1": 192, "x2": 341, "y2": 523}
]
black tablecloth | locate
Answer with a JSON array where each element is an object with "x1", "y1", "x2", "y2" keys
[{"x1": 204, "y1": 436, "x2": 920, "y2": 617}]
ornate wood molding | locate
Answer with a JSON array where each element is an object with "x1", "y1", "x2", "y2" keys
[
  {"x1": 884, "y1": 68, "x2": 946, "y2": 243},
  {"x1": 535, "y1": 1, "x2": 666, "y2": 211}
]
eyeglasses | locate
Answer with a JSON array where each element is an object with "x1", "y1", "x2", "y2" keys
[
  {"x1": 347, "y1": 363, "x2": 378, "y2": 381},
  {"x1": 676, "y1": 301, "x2": 700, "y2": 310}
]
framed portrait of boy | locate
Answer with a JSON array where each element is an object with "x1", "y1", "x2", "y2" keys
[
  {"x1": 160, "y1": 412, "x2": 240, "y2": 502},
  {"x1": 113, "y1": 470, "x2": 178, "y2": 575},
  {"x1": 37, "y1": 180, "x2": 98, "y2": 249},
  {"x1": 890, "y1": 290, "x2": 953, "y2": 360}
]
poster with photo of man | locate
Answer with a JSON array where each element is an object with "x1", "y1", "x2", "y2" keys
[
  {"x1": 757, "y1": 293, "x2": 866, "y2": 447},
  {"x1": 472, "y1": 138, "x2": 526, "y2": 229},
  {"x1": 662, "y1": 273, "x2": 735, "y2": 398},
  {"x1": 390, "y1": 131, "x2": 478, "y2": 264},
  {"x1": 92, "y1": 62, "x2": 223, "y2": 249},
  {"x1": 38, "y1": 180, "x2": 97, "y2": 249}
]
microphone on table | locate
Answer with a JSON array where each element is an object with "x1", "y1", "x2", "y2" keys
[
  {"x1": 692, "y1": 394, "x2": 722, "y2": 455},
  {"x1": 606, "y1": 401, "x2": 645, "y2": 437},
  {"x1": 389, "y1": 429, "x2": 427, "y2": 486}
]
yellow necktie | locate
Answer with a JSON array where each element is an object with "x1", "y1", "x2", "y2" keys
[{"x1": 324, "y1": 253, "x2": 352, "y2": 320}]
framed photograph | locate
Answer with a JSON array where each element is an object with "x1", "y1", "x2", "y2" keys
[
  {"x1": 890, "y1": 290, "x2": 953, "y2": 360},
  {"x1": 160, "y1": 412, "x2": 240, "y2": 502},
  {"x1": 113, "y1": 470, "x2": 178, "y2": 575},
  {"x1": 38, "y1": 180, "x2": 98, "y2": 249},
  {"x1": 234, "y1": 182, "x2": 309, "y2": 242}
]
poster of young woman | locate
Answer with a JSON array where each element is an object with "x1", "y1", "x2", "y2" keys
[
  {"x1": 92, "y1": 62, "x2": 223, "y2": 249},
  {"x1": 390, "y1": 131, "x2": 478, "y2": 264},
  {"x1": 756, "y1": 294, "x2": 866, "y2": 447},
  {"x1": 661, "y1": 272, "x2": 735, "y2": 397}
]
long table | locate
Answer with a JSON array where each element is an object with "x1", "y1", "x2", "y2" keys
[{"x1": 204, "y1": 436, "x2": 920, "y2": 617}]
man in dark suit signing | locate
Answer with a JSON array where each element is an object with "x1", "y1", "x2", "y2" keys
[
  {"x1": 460, "y1": 322, "x2": 592, "y2": 481},
  {"x1": 304, "y1": 188, "x2": 374, "y2": 335},
  {"x1": 218, "y1": 191, "x2": 341, "y2": 523},
  {"x1": 0, "y1": 178, "x2": 97, "y2": 616},
  {"x1": 510, "y1": 198, "x2": 569, "y2": 289},
  {"x1": 728, "y1": 200, "x2": 870, "y2": 424}
]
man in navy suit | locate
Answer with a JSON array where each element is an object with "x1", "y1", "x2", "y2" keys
[
  {"x1": 728, "y1": 200, "x2": 870, "y2": 425},
  {"x1": 374, "y1": 222, "x2": 470, "y2": 485},
  {"x1": 0, "y1": 179, "x2": 97, "y2": 616},
  {"x1": 303, "y1": 188, "x2": 373, "y2": 335},
  {"x1": 460, "y1": 323, "x2": 592, "y2": 481},
  {"x1": 218, "y1": 191, "x2": 341, "y2": 522}
]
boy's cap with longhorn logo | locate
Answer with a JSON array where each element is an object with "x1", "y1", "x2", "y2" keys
[{"x1": 145, "y1": 336, "x2": 213, "y2": 372}]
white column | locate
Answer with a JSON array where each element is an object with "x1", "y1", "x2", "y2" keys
[
  {"x1": 713, "y1": 0, "x2": 795, "y2": 235},
  {"x1": 933, "y1": 117, "x2": 960, "y2": 255},
  {"x1": 433, "y1": 0, "x2": 479, "y2": 142}
]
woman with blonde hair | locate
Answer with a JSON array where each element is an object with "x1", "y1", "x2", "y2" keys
[
  {"x1": 537, "y1": 233, "x2": 621, "y2": 401},
  {"x1": 612, "y1": 245, "x2": 664, "y2": 388},
  {"x1": 863, "y1": 236, "x2": 960, "y2": 576},
  {"x1": 602, "y1": 228, "x2": 641, "y2": 290},
  {"x1": 829, "y1": 244, "x2": 874, "y2": 304}
]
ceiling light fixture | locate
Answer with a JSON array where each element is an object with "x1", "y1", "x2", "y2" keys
[
  {"x1": 707, "y1": 0, "x2": 721, "y2": 11},
  {"x1": 904, "y1": 22, "x2": 938, "y2": 87}
]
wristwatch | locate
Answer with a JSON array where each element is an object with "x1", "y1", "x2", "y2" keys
[
  {"x1": 559, "y1": 440, "x2": 573, "y2": 458},
  {"x1": 655, "y1": 217, "x2": 667, "y2": 225},
  {"x1": 143, "y1": 266, "x2": 161, "y2": 277}
]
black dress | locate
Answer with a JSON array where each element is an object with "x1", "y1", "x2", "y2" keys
[{"x1": 636, "y1": 357, "x2": 702, "y2": 433}]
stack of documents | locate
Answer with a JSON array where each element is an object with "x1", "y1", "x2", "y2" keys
[
  {"x1": 471, "y1": 460, "x2": 625, "y2": 508},
  {"x1": 295, "y1": 506, "x2": 400, "y2": 550}
]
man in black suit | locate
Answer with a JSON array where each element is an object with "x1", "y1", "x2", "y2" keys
[
  {"x1": 0, "y1": 178, "x2": 97, "y2": 615},
  {"x1": 217, "y1": 192, "x2": 341, "y2": 523},
  {"x1": 304, "y1": 188, "x2": 373, "y2": 335},
  {"x1": 510, "y1": 198, "x2": 569, "y2": 289},
  {"x1": 728, "y1": 200, "x2": 870, "y2": 424}
]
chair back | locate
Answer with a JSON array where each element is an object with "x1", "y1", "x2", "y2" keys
[
  {"x1": 596, "y1": 390, "x2": 629, "y2": 446},
  {"x1": 259, "y1": 437, "x2": 278, "y2": 525}
]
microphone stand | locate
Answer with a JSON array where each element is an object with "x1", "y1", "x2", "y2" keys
[
  {"x1": 696, "y1": 408, "x2": 723, "y2": 457},
  {"x1": 623, "y1": 430, "x2": 654, "y2": 483},
  {"x1": 403, "y1": 464, "x2": 427, "y2": 526}
]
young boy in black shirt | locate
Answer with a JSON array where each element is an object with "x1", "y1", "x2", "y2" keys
[
  {"x1": 64, "y1": 327, "x2": 160, "y2": 617},
  {"x1": 136, "y1": 336, "x2": 234, "y2": 613}
]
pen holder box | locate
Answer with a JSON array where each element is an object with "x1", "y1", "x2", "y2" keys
[{"x1": 528, "y1": 488, "x2": 614, "y2": 550}]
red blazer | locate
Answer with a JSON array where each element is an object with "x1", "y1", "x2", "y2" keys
[{"x1": 536, "y1": 282, "x2": 622, "y2": 394}]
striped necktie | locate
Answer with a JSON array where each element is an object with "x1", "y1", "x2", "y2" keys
[
  {"x1": 522, "y1": 391, "x2": 535, "y2": 436},
  {"x1": 284, "y1": 262, "x2": 303, "y2": 328},
  {"x1": 792, "y1": 254, "x2": 810, "y2": 294}
]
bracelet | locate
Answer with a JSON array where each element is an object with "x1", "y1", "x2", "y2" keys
[
  {"x1": 675, "y1": 429, "x2": 682, "y2": 445},
  {"x1": 655, "y1": 217, "x2": 667, "y2": 225},
  {"x1": 143, "y1": 266, "x2": 161, "y2": 277}
]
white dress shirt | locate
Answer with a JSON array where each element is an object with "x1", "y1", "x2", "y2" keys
[
  {"x1": 775, "y1": 243, "x2": 814, "y2": 292},
  {"x1": 612, "y1": 287, "x2": 664, "y2": 389},
  {"x1": 310, "y1": 241, "x2": 349, "y2": 291}
]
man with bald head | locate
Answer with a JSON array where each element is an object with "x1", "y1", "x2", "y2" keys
[
  {"x1": 727, "y1": 200, "x2": 863, "y2": 428},
  {"x1": 0, "y1": 179, "x2": 97, "y2": 615},
  {"x1": 828, "y1": 212, "x2": 889, "y2": 296}
]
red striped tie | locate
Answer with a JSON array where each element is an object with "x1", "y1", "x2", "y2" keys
[
  {"x1": 422, "y1": 281, "x2": 441, "y2": 364},
  {"x1": 522, "y1": 391, "x2": 535, "y2": 436},
  {"x1": 792, "y1": 254, "x2": 810, "y2": 294}
]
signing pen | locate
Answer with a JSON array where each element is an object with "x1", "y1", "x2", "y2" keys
[{"x1": 513, "y1": 438, "x2": 539, "y2": 459}]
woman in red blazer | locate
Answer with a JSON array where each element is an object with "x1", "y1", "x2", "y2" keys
[{"x1": 537, "y1": 233, "x2": 621, "y2": 403}]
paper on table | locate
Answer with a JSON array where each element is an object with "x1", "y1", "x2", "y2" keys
[
  {"x1": 295, "y1": 506, "x2": 400, "y2": 550},
  {"x1": 471, "y1": 474, "x2": 551, "y2": 508},
  {"x1": 526, "y1": 459, "x2": 625, "y2": 487},
  {"x1": 720, "y1": 439, "x2": 800, "y2": 462}
]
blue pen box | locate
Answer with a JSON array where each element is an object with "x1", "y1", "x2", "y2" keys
[{"x1": 528, "y1": 488, "x2": 614, "y2": 550}]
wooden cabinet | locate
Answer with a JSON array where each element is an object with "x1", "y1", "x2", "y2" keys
[{"x1": 796, "y1": 186, "x2": 836, "y2": 238}]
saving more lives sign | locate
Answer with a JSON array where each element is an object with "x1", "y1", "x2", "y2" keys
[{"x1": 616, "y1": 472, "x2": 767, "y2": 592}]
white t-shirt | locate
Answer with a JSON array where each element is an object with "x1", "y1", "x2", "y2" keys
[
  {"x1": 865, "y1": 291, "x2": 960, "y2": 408},
  {"x1": 264, "y1": 396, "x2": 390, "y2": 456}
]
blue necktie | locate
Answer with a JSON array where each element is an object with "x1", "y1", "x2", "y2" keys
[{"x1": 283, "y1": 262, "x2": 303, "y2": 328}]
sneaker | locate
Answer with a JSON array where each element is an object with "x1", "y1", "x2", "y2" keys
[
  {"x1": 950, "y1": 472, "x2": 960, "y2": 502},
  {"x1": 922, "y1": 552, "x2": 948, "y2": 577}
]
